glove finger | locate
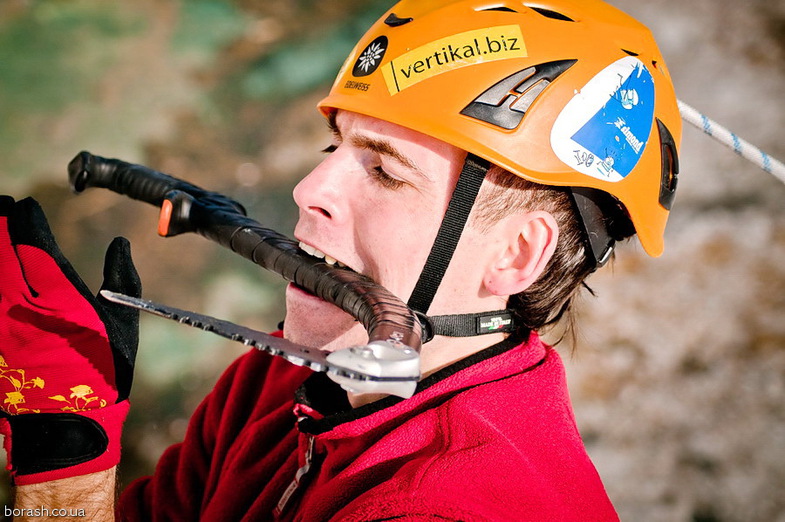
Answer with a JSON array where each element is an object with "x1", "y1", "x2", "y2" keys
[
  {"x1": 0, "y1": 195, "x2": 16, "y2": 216},
  {"x1": 0, "y1": 196, "x2": 35, "y2": 298},
  {"x1": 98, "y1": 237, "x2": 141, "y2": 401},
  {"x1": 10, "y1": 197, "x2": 62, "y2": 255},
  {"x1": 99, "y1": 237, "x2": 142, "y2": 300},
  {"x1": 10, "y1": 197, "x2": 96, "y2": 304}
]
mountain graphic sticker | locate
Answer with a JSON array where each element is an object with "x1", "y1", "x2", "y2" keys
[{"x1": 551, "y1": 56, "x2": 655, "y2": 182}]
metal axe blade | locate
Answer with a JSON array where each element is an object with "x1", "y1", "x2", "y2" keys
[{"x1": 100, "y1": 290, "x2": 420, "y2": 397}]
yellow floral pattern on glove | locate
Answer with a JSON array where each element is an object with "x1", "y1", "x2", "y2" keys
[
  {"x1": 0, "y1": 356, "x2": 107, "y2": 413},
  {"x1": 0, "y1": 355, "x2": 45, "y2": 414},
  {"x1": 48, "y1": 385, "x2": 108, "y2": 411}
]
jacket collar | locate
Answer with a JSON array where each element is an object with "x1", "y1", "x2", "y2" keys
[{"x1": 295, "y1": 332, "x2": 546, "y2": 436}]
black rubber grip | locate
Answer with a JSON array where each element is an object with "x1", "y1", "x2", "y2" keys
[
  {"x1": 68, "y1": 152, "x2": 422, "y2": 351},
  {"x1": 67, "y1": 151, "x2": 246, "y2": 215},
  {"x1": 180, "y1": 194, "x2": 421, "y2": 349}
]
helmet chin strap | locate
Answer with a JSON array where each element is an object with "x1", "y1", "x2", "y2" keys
[
  {"x1": 407, "y1": 153, "x2": 518, "y2": 343},
  {"x1": 407, "y1": 154, "x2": 627, "y2": 343}
]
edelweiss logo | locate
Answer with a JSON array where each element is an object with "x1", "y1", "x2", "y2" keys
[
  {"x1": 352, "y1": 36, "x2": 388, "y2": 77},
  {"x1": 359, "y1": 43, "x2": 384, "y2": 72}
]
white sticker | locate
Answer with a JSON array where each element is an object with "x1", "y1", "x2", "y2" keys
[{"x1": 551, "y1": 56, "x2": 655, "y2": 182}]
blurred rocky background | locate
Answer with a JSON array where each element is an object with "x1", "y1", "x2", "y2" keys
[{"x1": 0, "y1": 0, "x2": 783, "y2": 520}]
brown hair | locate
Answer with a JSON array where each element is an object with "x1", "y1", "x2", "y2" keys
[{"x1": 471, "y1": 166, "x2": 596, "y2": 342}]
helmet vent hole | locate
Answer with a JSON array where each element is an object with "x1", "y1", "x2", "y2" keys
[
  {"x1": 622, "y1": 49, "x2": 640, "y2": 57},
  {"x1": 525, "y1": 6, "x2": 575, "y2": 22},
  {"x1": 656, "y1": 119, "x2": 679, "y2": 210},
  {"x1": 461, "y1": 60, "x2": 576, "y2": 130},
  {"x1": 478, "y1": 6, "x2": 519, "y2": 13},
  {"x1": 384, "y1": 13, "x2": 414, "y2": 27}
]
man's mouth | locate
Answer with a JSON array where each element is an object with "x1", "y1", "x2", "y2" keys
[
  {"x1": 298, "y1": 241, "x2": 349, "y2": 268},
  {"x1": 291, "y1": 241, "x2": 372, "y2": 324}
]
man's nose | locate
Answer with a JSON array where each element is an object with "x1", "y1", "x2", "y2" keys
[{"x1": 292, "y1": 151, "x2": 350, "y2": 223}]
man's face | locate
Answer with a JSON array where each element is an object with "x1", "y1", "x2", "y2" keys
[{"x1": 284, "y1": 110, "x2": 467, "y2": 350}]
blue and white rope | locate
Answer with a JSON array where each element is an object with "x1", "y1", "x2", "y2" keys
[{"x1": 678, "y1": 99, "x2": 785, "y2": 185}]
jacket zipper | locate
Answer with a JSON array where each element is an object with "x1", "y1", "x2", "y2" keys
[{"x1": 275, "y1": 435, "x2": 316, "y2": 517}]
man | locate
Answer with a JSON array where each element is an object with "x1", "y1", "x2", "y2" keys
[{"x1": 1, "y1": 0, "x2": 680, "y2": 519}]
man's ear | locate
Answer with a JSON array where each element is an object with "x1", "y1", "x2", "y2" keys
[{"x1": 484, "y1": 210, "x2": 559, "y2": 297}]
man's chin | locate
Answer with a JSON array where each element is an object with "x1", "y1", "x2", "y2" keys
[{"x1": 283, "y1": 283, "x2": 366, "y2": 351}]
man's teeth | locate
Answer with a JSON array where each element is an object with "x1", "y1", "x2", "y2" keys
[
  {"x1": 299, "y1": 242, "x2": 318, "y2": 257},
  {"x1": 299, "y1": 242, "x2": 345, "y2": 267}
]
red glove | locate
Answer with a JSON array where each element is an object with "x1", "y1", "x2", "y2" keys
[{"x1": 0, "y1": 196, "x2": 141, "y2": 485}]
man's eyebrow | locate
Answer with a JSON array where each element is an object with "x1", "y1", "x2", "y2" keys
[
  {"x1": 350, "y1": 135, "x2": 425, "y2": 178},
  {"x1": 327, "y1": 112, "x2": 427, "y2": 179}
]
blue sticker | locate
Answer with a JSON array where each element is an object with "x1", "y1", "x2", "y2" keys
[{"x1": 551, "y1": 57, "x2": 656, "y2": 182}]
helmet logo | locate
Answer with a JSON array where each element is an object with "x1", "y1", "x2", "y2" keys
[
  {"x1": 620, "y1": 88, "x2": 640, "y2": 110},
  {"x1": 353, "y1": 36, "x2": 388, "y2": 77},
  {"x1": 380, "y1": 25, "x2": 526, "y2": 95},
  {"x1": 551, "y1": 56, "x2": 656, "y2": 182}
]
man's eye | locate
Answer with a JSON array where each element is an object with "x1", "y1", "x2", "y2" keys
[
  {"x1": 369, "y1": 166, "x2": 406, "y2": 190},
  {"x1": 321, "y1": 144, "x2": 338, "y2": 154}
]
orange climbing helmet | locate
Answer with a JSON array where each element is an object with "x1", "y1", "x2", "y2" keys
[{"x1": 318, "y1": 0, "x2": 681, "y2": 259}]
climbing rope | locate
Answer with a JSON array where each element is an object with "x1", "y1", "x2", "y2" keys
[{"x1": 678, "y1": 99, "x2": 785, "y2": 185}]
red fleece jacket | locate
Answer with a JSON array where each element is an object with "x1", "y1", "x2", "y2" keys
[{"x1": 118, "y1": 333, "x2": 617, "y2": 521}]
